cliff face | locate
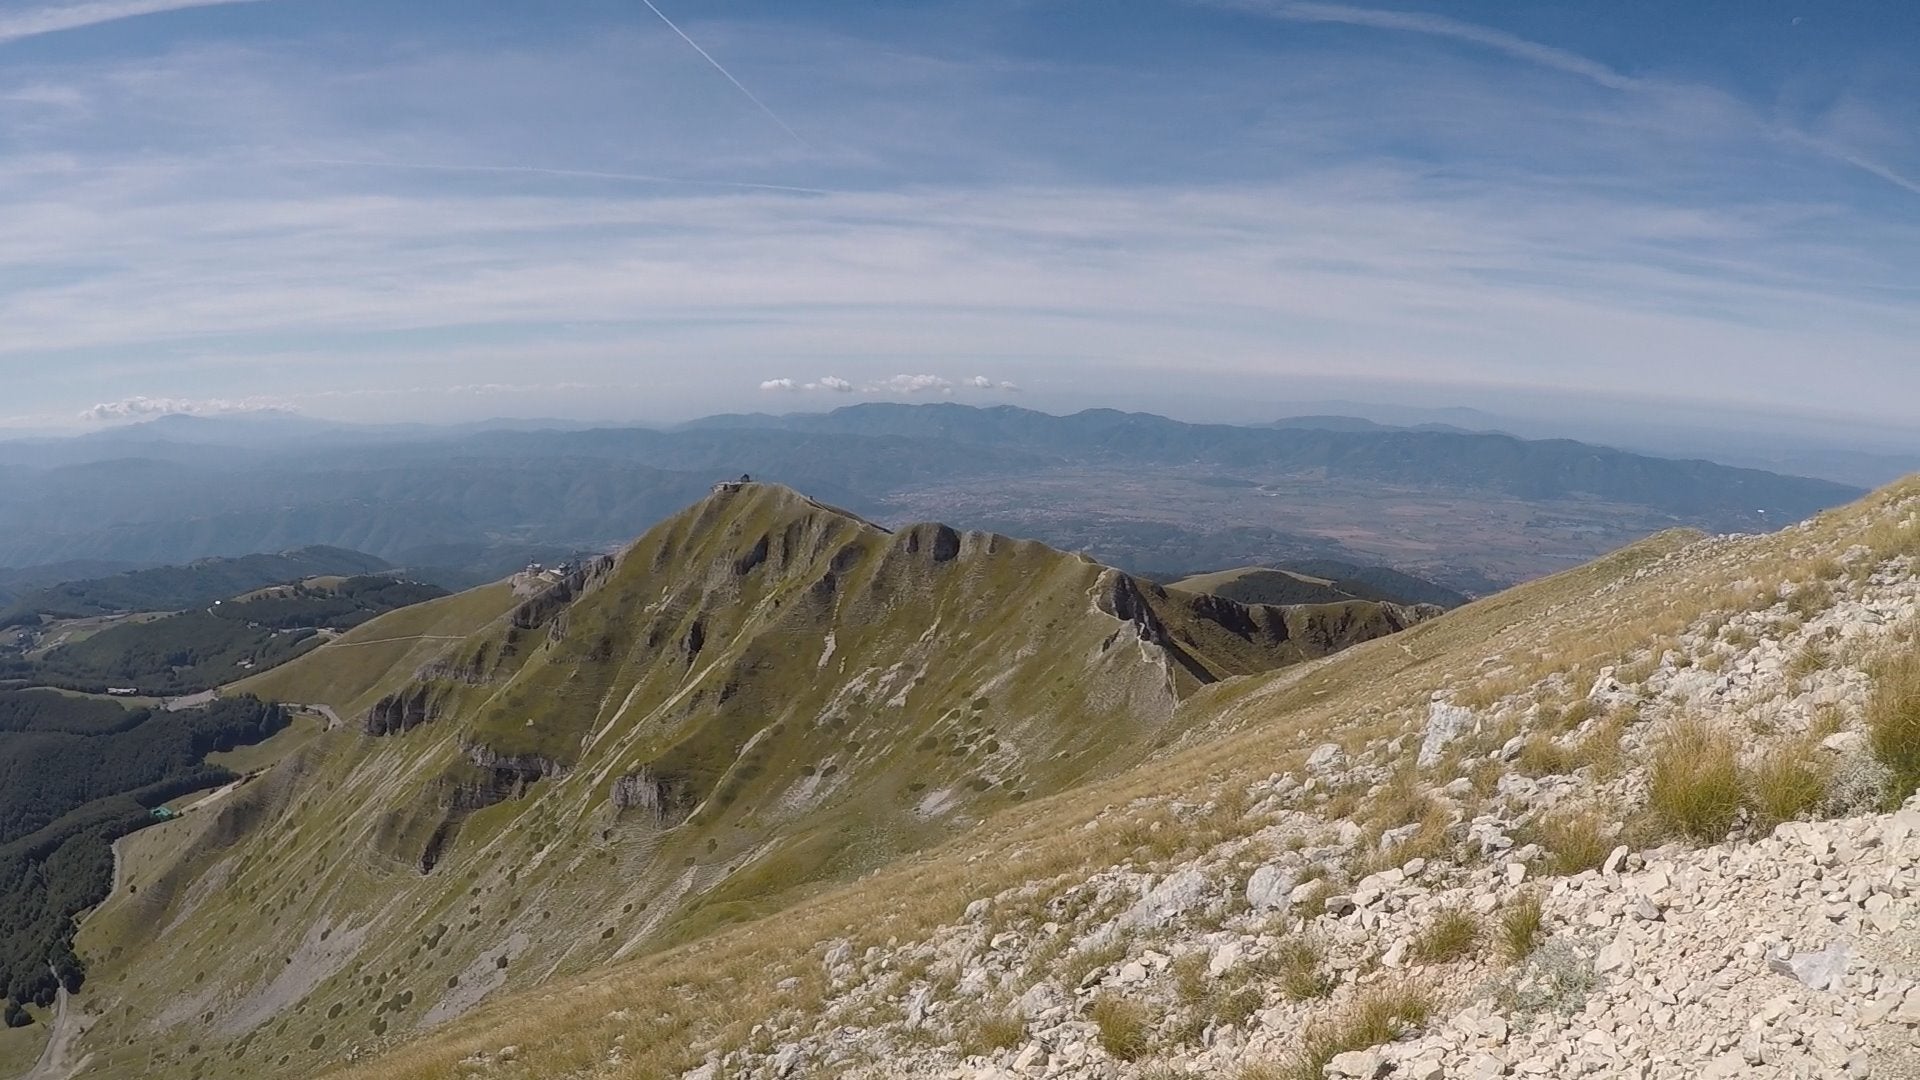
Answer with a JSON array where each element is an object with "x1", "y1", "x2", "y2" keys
[{"x1": 64, "y1": 482, "x2": 1433, "y2": 1078}]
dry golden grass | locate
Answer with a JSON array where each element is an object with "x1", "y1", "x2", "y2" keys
[
  {"x1": 1514, "y1": 734, "x2": 1574, "y2": 777},
  {"x1": 308, "y1": 483, "x2": 1920, "y2": 1080},
  {"x1": 1498, "y1": 892, "x2": 1545, "y2": 963},
  {"x1": 957, "y1": 1008, "x2": 1026, "y2": 1056},
  {"x1": 1747, "y1": 742, "x2": 1831, "y2": 828},
  {"x1": 1868, "y1": 644, "x2": 1920, "y2": 807},
  {"x1": 1286, "y1": 982, "x2": 1436, "y2": 1080},
  {"x1": 1647, "y1": 717, "x2": 1745, "y2": 841},
  {"x1": 1090, "y1": 994, "x2": 1154, "y2": 1061},
  {"x1": 1410, "y1": 906, "x2": 1481, "y2": 965},
  {"x1": 1533, "y1": 806, "x2": 1615, "y2": 876}
]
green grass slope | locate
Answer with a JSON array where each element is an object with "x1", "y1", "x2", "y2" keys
[{"x1": 56, "y1": 483, "x2": 1430, "y2": 1079}]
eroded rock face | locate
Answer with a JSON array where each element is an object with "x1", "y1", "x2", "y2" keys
[{"x1": 361, "y1": 683, "x2": 441, "y2": 736}]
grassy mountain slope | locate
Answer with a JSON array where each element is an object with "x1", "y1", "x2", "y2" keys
[
  {"x1": 52, "y1": 484, "x2": 1427, "y2": 1079},
  {"x1": 295, "y1": 477, "x2": 1918, "y2": 1080}
]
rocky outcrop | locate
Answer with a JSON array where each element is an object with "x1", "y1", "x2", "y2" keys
[
  {"x1": 361, "y1": 683, "x2": 443, "y2": 736},
  {"x1": 509, "y1": 555, "x2": 616, "y2": 630}
]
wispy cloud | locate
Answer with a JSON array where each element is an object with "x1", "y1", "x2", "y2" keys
[
  {"x1": 759, "y1": 374, "x2": 1021, "y2": 397},
  {"x1": 293, "y1": 159, "x2": 839, "y2": 196},
  {"x1": 1220, "y1": 0, "x2": 1920, "y2": 198},
  {"x1": 1236, "y1": 1, "x2": 1638, "y2": 90},
  {"x1": 0, "y1": 0, "x2": 268, "y2": 47}
]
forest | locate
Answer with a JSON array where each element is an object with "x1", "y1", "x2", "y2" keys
[{"x1": 0, "y1": 695, "x2": 287, "y2": 1020}]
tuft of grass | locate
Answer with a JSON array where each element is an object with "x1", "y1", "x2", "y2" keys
[
  {"x1": 1868, "y1": 649, "x2": 1920, "y2": 806},
  {"x1": 1787, "y1": 641, "x2": 1831, "y2": 682},
  {"x1": 1746, "y1": 742, "x2": 1830, "y2": 828},
  {"x1": 1286, "y1": 982, "x2": 1435, "y2": 1080},
  {"x1": 1533, "y1": 806, "x2": 1613, "y2": 875},
  {"x1": 1515, "y1": 734, "x2": 1574, "y2": 777},
  {"x1": 1647, "y1": 717, "x2": 1745, "y2": 841},
  {"x1": 1571, "y1": 713, "x2": 1627, "y2": 781},
  {"x1": 1783, "y1": 580, "x2": 1833, "y2": 620},
  {"x1": 1261, "y1": 936, "x2": 1333, "y2": 1002},
  {"x1": 1060, "y1": 936, "x2": 1128, "y2": 990},
  {"x1": 1089, "y1": 994, "x2": 1153, "y2": 1061},
  {"x1": 1497, "y1": 892, "x2": 1545, "y2": 964},
  {"x1": 1409, "y1": 906, "x2": 1480, "y2": 964},
  {"x1": 957, "y1": 1009, "x2": 1025, "y2": 1056}
]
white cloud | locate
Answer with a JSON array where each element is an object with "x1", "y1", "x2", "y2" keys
[
  {"x1": 866, "y1": 374, "x2": 952, "y2": 395},
  {"x1": 80, "y1": 394, "x2": 286, "y2": 421},
  {"x1": 759, "y1": 375, "x2": 860, "y2": 393},
  {"x1": 964, "y1": 375, "x2": 992, "y2": 388},
  {"x1": 0, "y1": 0, "x2": 269, "y2": 47}
]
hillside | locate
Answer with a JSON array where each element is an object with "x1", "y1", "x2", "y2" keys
[
  {"x1": 39, "y1": 484, "x2": 1431, "y2": 1078},
  {"x1": 1173, "y1": 562, "x2": 1470, "y2": 609},
  {"x1": 265, "y1": 477, "x2": 1920, "y2": 1080},
  {"x1": 0, "y1": 577, "x2": 450, "y2": 696},
  {"x1": 0, "y1": 548, "x2": 391, "y2": 624}
]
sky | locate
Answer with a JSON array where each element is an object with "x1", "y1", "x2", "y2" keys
[{"x1": 0, "y1": 0, "x2": 1917, "y2": 432}]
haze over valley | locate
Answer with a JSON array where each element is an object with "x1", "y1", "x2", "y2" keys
[{"x1": 1, "y1": 1, "x2": 1918, "y2": 1078}]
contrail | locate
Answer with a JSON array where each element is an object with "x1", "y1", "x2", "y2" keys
[
  {"x1": 636, "y1": 0, "x2": 813, "y2": 151},
  {"x1": 295, "y1": 158, "x2": 836, "y2": 196}
]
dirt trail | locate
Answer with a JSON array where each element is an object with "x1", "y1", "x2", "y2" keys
[
  {"x1": 323, "y1": 633, "x2": 466, "y2": 648},
  {"x1": 162, "y1": 689, "x2": 218, "y2": 712},
  {"x1": 22, "y1": 984, "x2": 90, "y2": 1080}
]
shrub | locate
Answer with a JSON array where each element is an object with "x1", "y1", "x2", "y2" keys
[
  {"x1": 1647, "y1": 717, "x2": 1745, "y2": 841},
  {"x1": 1287, "y1": 983, "x2": 1435, "y2": 1080},
  {"x1": 1868, "y1": 651, "x2": 1920, "y2": 806},
  {"x1": 1410, "y1": 906, "x2": 1480, "y2": 964},
  {"x1": 1493, "y1": 937, "x2": 1594, "y2": 1016},
  {"x1": 1746, "y1": 743, "x2": 1830, "y2": 828},
  {"x1": 1534, "y1": 806, "x2": 1613, "y2": 875},
  {"x1": 1498, "y1": 892, "x2": 1545, "y2": 963},
  {"x1": 1090, "y1": 994, "x2": 1152, "y2": 1061}
]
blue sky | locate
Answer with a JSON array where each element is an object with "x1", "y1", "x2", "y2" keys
[{"x1": 0, "y1": 0, "x2": 1916, "y2": 429}]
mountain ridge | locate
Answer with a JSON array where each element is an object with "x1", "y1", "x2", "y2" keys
[{"x1": 37, "y1": 483, "x2": 1436, "y2": 1077}]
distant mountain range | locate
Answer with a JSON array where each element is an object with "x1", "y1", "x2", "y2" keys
[
  {"x1": 0, "y1": 403, "x2": 1868, "y2": 593},
  {"x1": 681, "y1": 403, "x2": 1855, "y2": 521}
]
